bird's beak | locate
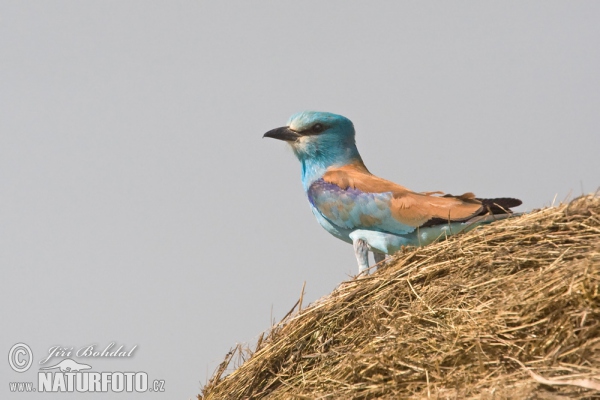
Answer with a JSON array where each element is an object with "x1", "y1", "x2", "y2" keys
[{"x1": 263, "y1": 126, "x2": 301, "y2": 142}]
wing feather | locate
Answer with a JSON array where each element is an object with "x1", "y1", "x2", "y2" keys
[{"x1": 308, "y1": 162, "x2": 485, "y2": 233}]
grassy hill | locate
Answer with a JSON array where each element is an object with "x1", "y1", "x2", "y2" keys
[{"x1": 200, "y1": 194, "x2": 600, "y2": 399}]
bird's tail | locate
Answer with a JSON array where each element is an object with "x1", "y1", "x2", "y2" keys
[
  {"x1": 477, "y1": 197, "x2": 522, "y2": 214},
  {"x1": 461, "y1": 197, "x2": 522, "y2": 227}
]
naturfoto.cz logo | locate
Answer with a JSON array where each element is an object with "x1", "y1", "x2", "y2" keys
[{"x1": 7, "y1": 342, "x2": 165, "y2": 394}]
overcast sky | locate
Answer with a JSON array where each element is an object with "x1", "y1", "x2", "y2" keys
[{"x1": 2, "y1": 2, "x2": 599, "y2": 399}]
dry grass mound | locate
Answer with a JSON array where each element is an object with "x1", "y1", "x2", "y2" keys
[{"x1": 200, "y1": 194, "x2": 600, "y2": 399}]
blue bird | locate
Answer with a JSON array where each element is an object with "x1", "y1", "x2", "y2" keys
[{"x1": 264, "y1": 111, "x2": 521, "y2": 274}]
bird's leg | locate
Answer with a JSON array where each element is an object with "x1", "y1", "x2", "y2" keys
[
  {"x1": 373, "y1": 251, "x2": 387, "y2": 264},
  {"x1": 353, "y1": 238, "x2": 370, "y2": 275}
]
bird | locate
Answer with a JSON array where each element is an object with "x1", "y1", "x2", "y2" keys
[{"x1": 263, "y1": 111, "x2": 522, "y2": 274}]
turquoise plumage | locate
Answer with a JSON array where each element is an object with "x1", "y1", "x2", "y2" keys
[{"x1": 264, "y1": 111, "x2": 521, "y2": 274}]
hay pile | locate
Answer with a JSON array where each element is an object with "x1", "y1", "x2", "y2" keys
[{"x1": 200, "y1": 194, "x2": 600, "y2": 399}]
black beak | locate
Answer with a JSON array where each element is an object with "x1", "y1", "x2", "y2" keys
[{"x1": 263, "y1": 126, "x2": 301, "y2": 142}]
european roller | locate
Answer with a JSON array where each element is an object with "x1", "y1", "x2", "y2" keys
[{"x1": 264, "y1": 111, "x2": 521, "y2": 274}]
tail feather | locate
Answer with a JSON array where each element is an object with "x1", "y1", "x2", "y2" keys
[{"x1": 477, "y1": 197, "x2": 522, "y2": 214}]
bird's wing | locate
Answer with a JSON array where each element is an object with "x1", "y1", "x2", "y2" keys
[{"x1": 307, "y1": 163, "x2": 484, "y2": 234}]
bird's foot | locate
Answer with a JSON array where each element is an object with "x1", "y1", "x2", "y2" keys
[
  {"x1": 353, "y1": 238, "x2": 370, "y2": 276},
  {"x1": 373, "y1": 251, "x2": 388, "y2": 265}
]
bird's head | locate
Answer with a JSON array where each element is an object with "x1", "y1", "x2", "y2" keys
[{"x1": 263, "y1": 111, "x2": 361, "y2": 169}]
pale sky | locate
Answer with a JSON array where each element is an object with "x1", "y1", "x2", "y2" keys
[{"x1": 2, "y1": 2, "x2": 599, "y2": 399}]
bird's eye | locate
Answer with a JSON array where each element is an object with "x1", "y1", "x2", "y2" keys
[{"x1": 312, "y1": 123, "x2": 324, "y2": 133}]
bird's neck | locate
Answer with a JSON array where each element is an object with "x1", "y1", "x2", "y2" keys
[{"x1": 299, "y1": 149, "x2": 364, "y2": 191}]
